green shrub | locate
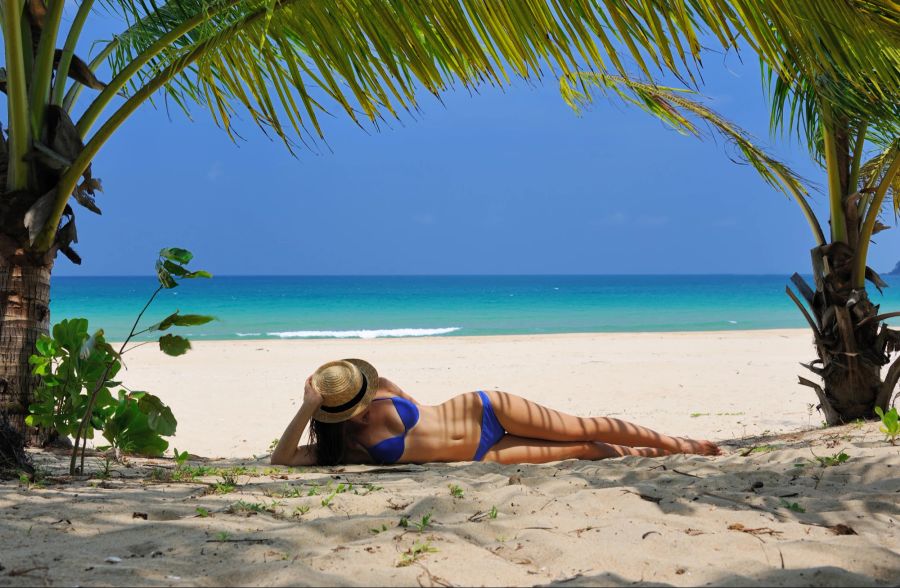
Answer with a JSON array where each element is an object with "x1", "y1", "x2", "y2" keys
[{"x1": 27, "y1": 248, "x2": 213, "y2": 474}]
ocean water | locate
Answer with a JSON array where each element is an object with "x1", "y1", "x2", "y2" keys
[{"x1": 47, "y1": 275, "x2": 900, "y2": 341}]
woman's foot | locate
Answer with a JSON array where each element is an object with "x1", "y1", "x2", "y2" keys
[{"x1": 673, "y1": 437, "x2": 721, "y2": 456}]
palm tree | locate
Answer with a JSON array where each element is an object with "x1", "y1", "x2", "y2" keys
[
  {"x1": 1, "y1": 0, "x2": 898, "y2": 449},
  {"x1": 564, "y1": 2, "x2": 900, "y2": 423}
]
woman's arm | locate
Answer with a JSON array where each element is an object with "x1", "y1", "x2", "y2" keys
[
  {"x1": 378, "y1": 376, "x2": 420, "y2": 405},
  {"x1": 271, "y1": 376, "x2": 321, "y2": 466}
]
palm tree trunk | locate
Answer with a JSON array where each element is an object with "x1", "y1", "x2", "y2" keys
[
  {"x1": 0, "y1": 235, "x2": 53, "y2": 446},
  {"x1": 794, "y1": 244, "x2": 900, "y2": 424}
]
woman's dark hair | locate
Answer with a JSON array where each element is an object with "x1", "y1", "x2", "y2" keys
[{"x1": 309, "y1": 419, "x2": 347, "y2": 465}]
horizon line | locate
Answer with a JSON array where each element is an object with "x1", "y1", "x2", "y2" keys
[{"x1": 50, "y1": 272, "x2": 829, "y2": 278}]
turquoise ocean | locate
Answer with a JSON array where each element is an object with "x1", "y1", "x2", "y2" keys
[{"x1": 49, "y1": 275, "x2": 900, "y2": 341}]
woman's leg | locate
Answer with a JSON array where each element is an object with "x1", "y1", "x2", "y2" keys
[
  {"x1": 484, "y1": 391, "x2": 719, "y2": 455},
  {"x1": 480, "y1": 435, "x2": 672, "y2": 465}
]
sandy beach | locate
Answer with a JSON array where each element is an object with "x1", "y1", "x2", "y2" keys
[
  {"x1": 2, "y1": 329, "x2": 899, "y2": 586},
  {"x1": 120, "y1": 329, "x2": 823, "y2": 458}
]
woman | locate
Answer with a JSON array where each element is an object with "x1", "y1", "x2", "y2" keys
[{"x1": 271, "y1": 358, "x2": 720, "y2": 466}]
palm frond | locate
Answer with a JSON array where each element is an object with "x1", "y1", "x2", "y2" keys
[
  {"x1": 859, "y1": 140, "x2": 900, "y2": 216},
  {"x1": 82, "y1": 0, "x2": 900, "y2": 155},
  {"x1": 562, "y1": 71, "x2": 826, "y2": 245},
  {"x1": 562, "y1": 72, "x2": 808, "y2": 198},
  {"x1": 84, "y1": 0, "x2": 737, "y2": 151},
  {"x1": 729, "y1": 0, "x2": 900, "y2": 115}
]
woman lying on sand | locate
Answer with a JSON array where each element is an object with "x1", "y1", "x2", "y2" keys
[{"x1": 271, "y1": 359, "x2": 720, "y2": 466}]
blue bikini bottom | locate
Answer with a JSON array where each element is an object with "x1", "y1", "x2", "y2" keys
[{"x1": 473, "y1": 390, "x2": 506, "y2": 461}]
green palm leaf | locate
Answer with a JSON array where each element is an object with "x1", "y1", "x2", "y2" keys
[
  {"x1": 83, "y1": 0, "x2": 719, "y2": 149},
  {"x1": 561, "y1": 71, "x2": 825, "y2": 245}
]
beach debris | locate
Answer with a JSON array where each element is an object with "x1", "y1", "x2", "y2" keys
[
  {"x1": 648, "y1": 463, "x2": 703, "y2": 478},
  {"x1": 683, "y1": 528, "x2": 705, "y2": 536},
  {"x1": 468, "y1": 511, "x2": 489, "y2": 522},
  {"x1": 387, "y1": 498, "x2": 411, "y2": 510},
  {"x1": 621, "y1": 489, "x2": 662, "y2": 504},
  {"x1": 642, "y1": 531, "x2": 661, "y2": 539},
  {"x1": 508, "y1": 474, "x2": 523, "y2": 485},
  {"x1": 7, "y1": 566, "x2": 48, "y2": 577},
  {"x1": 104, "y1": 556, "x2": 122, "y2": 564},
  {"x1": 205, "y1": 537, "x2": 272, "y2": 544},
  {"x1": 132, "y1": 512, "x2": 148, "y2": 520},
  {"x1": 742, "y1": 481, "x2": 765, "y2": 492},
  {"x1": 828, "y1": 524, "x2": 857, "y2": 535},
  {"x1": 727, "y1": 523, "x2": 782, "y2": 537}
]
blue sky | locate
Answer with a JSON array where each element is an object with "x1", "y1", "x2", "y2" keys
[{"x1": 44, "y1": 12, "x2": 900, "y2": 276}]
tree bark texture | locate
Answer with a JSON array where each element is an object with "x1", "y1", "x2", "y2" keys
[
  {"x1": 796, "y1": 244, "x2": 900, "y2": 424},
  {"x1": 0, "y1": 237, "x2": 53, "y2": 445}
]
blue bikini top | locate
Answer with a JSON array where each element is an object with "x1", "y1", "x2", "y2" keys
[{"x1": 365, "y1": 397, "x2": 419, "y2": 464}]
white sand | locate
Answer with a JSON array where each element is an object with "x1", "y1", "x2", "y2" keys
[
  {"x1": 118, "y1": 329, "x2": 819, "y2": 458},
  {"x1": 2, "y1": 330, "x2": 899, "y2": 587}
]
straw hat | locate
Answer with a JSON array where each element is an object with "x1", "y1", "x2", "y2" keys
[{"x1": 311, "y1": 358, "x2": 379, "y2": 423}]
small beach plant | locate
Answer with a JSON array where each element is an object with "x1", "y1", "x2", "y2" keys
[
  {"x1": 26, "y1": 248, "x2": 212, "y2": 474},
  {"x1": 779, "y1": 500, "x2": 806, "y2": 514},
  {"x1": 413, "y1": 513, "x2": 434, "y2": 532},
  {"x1": 173, "y1": 448, "x2": 190, "y2": 467},
  {"x1": 874, "y1": 407, "x2": 900, "y2": 445},
  {"x1": 397, "y1": 541, "x2": 438, "y2": 567},
  {"x1": 814, "y1": 451, "x2": 850, "y2": 468}
]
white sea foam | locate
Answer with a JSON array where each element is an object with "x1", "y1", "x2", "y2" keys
[
  {"x1": 236, "y1": 332, "x2": 262, "y2": 337},
  {"x1": 266, "y1": 327, "x2": 461, "y2": 339}
]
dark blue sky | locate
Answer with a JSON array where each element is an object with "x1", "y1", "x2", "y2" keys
[{"x1": 46, "y1": 12, "x2": 899, "y2": 276}]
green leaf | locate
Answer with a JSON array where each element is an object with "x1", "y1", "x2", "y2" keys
[
  {"x1": 162, "y1": 259, "x2": 189, "y2": 277},
  {"x1": 79, "y1": 329, "x2": 104, "y2": 359},
  {"x1": 184, "y1": 270, "x2": 212, "y2": 280},
  {"x1": 137, "y1": 393, "x2": 177, "y2": 436},
  {"x1": 94, "y1": 387, "x2": 116, "y2": 411},
  {"x1": 159, "y1": 334, "x2": 191, "y2": 356},
  {"x1": 29, "y1": 355, "x2": 51, "y2": 376},
  {"x1": 156, "y1": 260, "x2": 178, "y2": 289},
  {"x1": 102, "y1": 395, "x2": 170, "y2": 457},
  {"x1": 52, "y1": 318, "x2": 89, "y2": 352},
  {"x1": 159, "y1": 247, "x2": 193, "y2": 264},
  {"x1": 150, "y1": 311, "x2": 215, "y2": 332},
  {"x1": 41, "y1": 374, "x2": 61, "y2": 387},
  {"x1": 35, "y1": 335, "x2": 57, "y2": 356}
]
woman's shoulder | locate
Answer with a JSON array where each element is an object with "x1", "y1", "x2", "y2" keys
[
  {"x1": 376, "y1": 376, "x2": 401, "y2": 394},
  {"x1": 374, "y1": 377, "x2": 421, "y2": 405}
]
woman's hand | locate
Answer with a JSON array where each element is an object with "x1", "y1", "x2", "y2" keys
[
  {"x1": 271, "y1": 376, "x2": 321, "y2": 467},
  {"x1": 303, "y1": 375, "x2": 323, "y2": 408}
]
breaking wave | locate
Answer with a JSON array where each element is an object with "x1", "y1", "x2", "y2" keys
[{"x1": 266, "y1": 327, "x2": 461, "y2": 339}]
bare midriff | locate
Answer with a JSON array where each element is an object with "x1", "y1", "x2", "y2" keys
[{"x1": 370, "y1": 390, "x2": 488, "y2": 463}]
